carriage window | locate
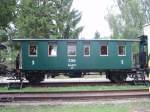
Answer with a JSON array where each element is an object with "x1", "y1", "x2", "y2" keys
[
  {"x1": 29, "y1": 43, "x2": 37, "y2": 56},
  {"x1": 68, "y1": 43, "x2": 76, "y2": 56},
  {"x1": 48, "y1": 43, "x2": 57, "y2": 56},
  {"x1": 100, "y1": 45, "x2": 108, "y2": 56},
  {"x1": 84, "y1": 44, "x2": 90, "y2": 56},
  {"x1": 118, "y1": 45, "x2": 126, "y2": 56}
]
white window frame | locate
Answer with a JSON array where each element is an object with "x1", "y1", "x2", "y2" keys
[
  {"x1": 48, "y1": 43, "x2": 57, "y2": 57},
  {"x1": 100, "y1": 45, "x2": 108, "y2": 56},
  {"x1": 68, "y1": 43, "x2": 76, "y2": 57},
  {"x1": 84, "y1": 44, "x2": 90, "y2": 56},
  {"x1": 118, "y1": 45, "x2": 126, "y2": 56},
  {"x1": 28, "y1": 43, "x2": 38, "y2": 57}
]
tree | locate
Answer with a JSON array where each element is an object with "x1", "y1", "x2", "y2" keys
[
  {"x1": 52, "y1": 0, "x2": 83, "y2": 39},
  {"x1": 141, "y1": 0, "x2": 150, "y2": 24},
  {"x1": 0, "y1": 0, "x2": 16, "y2": 30},
  {"x1": 106, "y1": 0, "x2": 150, "y2": 39},
  {"x1": 16, "y1": 0, "x2": 83, "y2": 39},
  {"x1": 0, "y1": 0, "x2": 16, "y2": 41},
  {"x1": 0, "y1": 30, "x2": 8, "y2": 42},
  {"x1": 94, "y1": 31, "x2": 100, "y2": 39},
  {"x1": 16, "y1": 0, "x2": 54, "y2": 38}
]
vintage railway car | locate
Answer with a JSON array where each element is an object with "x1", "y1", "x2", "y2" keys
[{"x1": 12, "y1": 35, "x2": 148, "y2": 83}]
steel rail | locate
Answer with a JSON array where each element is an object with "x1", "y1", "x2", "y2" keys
[{"x1": 0, "y1": 89, "x2": 149, "y2": 102}]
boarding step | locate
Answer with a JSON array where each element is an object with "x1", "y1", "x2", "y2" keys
[{"x1": 132, "y1": 70, "x2": 147, "y2": 86}]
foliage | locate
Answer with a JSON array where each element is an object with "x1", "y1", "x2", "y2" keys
[
  {"x1": 94, "y1": 31, "x2": 100, "y2": 39},
  {"x1": 0, "y1": 0, "x2": 16, "y2": 41},
  {"x1": 0, "y1": 0, "x2": 16, "y2": 30},
  {"x1": 106, "y1": 0, "x2": 150, "y2": 39},
  {"x1": 0, "y1": 30, "x2": 7, "y2": 42},
  {"x1": 141, "y1": 0, "x2": 150, "y2": 24},
  {"x1": 53, "y1": 0, "x2": 83, "y2": 39},
  {"x1": 16, "y1": 0, "x2": 83, "y2": 39},
  {"x1": 16, "y1": 0, "x2": 52, "y2": 38}
]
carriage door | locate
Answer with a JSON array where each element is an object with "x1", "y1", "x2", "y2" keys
[
  {"x1": 139, "y1": 35, "x2": 148, "y2": 69},
  {"x1": 67, "y1": 42, "x2": 77, "y2": 70}
]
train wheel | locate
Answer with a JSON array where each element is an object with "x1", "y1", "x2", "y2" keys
[
  {"x1": 69, "y1": 72, "x2": 83, "y2": 78},
  {"x1": 51, "y1": 73, "x2": 58, "y2": 78},
  {"x1": 51, "y1": 75, "x2": 55, "y2": 78},
  {"x1": 107, "y1": 72, "x2": 127, "y2": 83},
  {"x1": 25, "y1": 73, "x2": 45, "y2": 83}
]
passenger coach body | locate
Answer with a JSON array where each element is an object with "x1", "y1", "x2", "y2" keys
[{"x1": 20, "y1": 39, "x2": 133, "y2": 71}]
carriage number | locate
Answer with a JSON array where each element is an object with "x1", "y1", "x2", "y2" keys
[{"x1": 68, "y1": 59, "x2": 76, "y2": 63}]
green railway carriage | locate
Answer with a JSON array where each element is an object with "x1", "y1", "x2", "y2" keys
[{"x1": 13, "y1": 37, "x2": 148, "y2": 83}]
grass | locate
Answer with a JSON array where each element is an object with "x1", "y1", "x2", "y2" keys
[
  {"x1": 0, "y1": 85, "x2": 148, "y2": 93},
  {"x1": 0, "y1": 101, "x2": 150, "y2": 112}
]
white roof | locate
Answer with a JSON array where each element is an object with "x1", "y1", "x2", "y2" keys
[{"x1": 12, "y1": 38, "x2": 140, "y2": 42}]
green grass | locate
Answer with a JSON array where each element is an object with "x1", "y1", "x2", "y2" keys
[
  {"x1": 1, "y1": 102, "x2": 150, "y2": 112},
  {"x1": 0, "y1": 85, "x2": 147, "y2": 93}
]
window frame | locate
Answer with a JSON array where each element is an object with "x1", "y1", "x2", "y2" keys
[
  {"x1": 100, "y1": 44, "x2": 108, "y2": 56},
  {"x1": 20, "y1": 46, "x2": 22, "y2": 69},
  {"x1": 67, "y1": 42, "x2": 77, "y2": 57},
  {"x1": 84, "y1": 44, "x2": 90, "y2": 56},
  {"x1": 28, "y1": 42, "x2": 38, "y2": 57},
  {"x1": 48, "y1": 42, "x2": 57, "y2": 57},
  {"x1": 118, "y1": 45, "x2": 126, "y2": 56}
]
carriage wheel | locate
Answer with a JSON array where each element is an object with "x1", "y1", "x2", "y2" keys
[
  {"x1": 69, "y1": 72, "x2": 83, "y2": 78},
  {"x1": 107, "y1": 72, "x2": 127, "y2": 83},
  {"x1": 25, "y1": 73, "x2": 45, "y2": 83}
]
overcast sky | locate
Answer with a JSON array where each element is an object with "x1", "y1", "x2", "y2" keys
[{"x1": 72, "y1": 0, "x2": 113, "y2": 39}]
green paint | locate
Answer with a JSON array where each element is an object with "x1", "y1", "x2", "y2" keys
[{"x1": 20, "y1": 40, "x2": 132, "y2": 71}]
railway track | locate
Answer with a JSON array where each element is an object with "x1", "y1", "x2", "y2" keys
[
  {"x1": 0, "y1": 89, "x2": 149, "y2": 102},
  {"x1": 0, "y1": 80, "x2": 149, "y2": 88}
]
